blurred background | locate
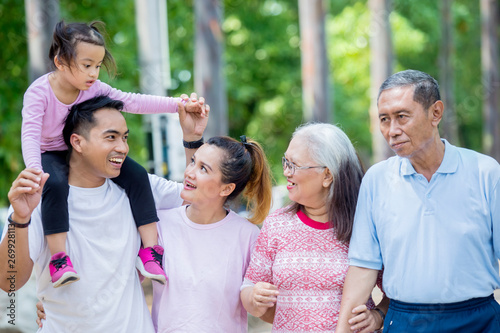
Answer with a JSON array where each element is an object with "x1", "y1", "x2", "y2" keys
[
  {"x1": 0, "y1": 0, "x2": 499, "y2": 331},
  {"x1": 1, "y1": 0, "x2": 499, "y2": 205}
]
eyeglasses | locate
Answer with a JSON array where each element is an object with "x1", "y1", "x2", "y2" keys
[{"x1": 282, "y1": 155, "x2": 326, "y2": 176}]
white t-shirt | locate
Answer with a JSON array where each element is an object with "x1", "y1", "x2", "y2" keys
[
  {"x1": 2, "y1": 174, "x2": 183, "y2": 333},
  {"x1": 151, "y1": 206, "x2": 260, "y2": 333}
]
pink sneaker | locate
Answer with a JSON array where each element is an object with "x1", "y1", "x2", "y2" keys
[
  {"x1": 49, "y1": 252, "x2": 80, "y2": 288},
  {"x1": 136, "y1": 245, "x2": 167, "y2": 284}
]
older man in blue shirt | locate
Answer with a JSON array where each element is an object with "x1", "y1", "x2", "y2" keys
[{"x1": 337, "y1": 69, "x2": 500, "y2": 333}]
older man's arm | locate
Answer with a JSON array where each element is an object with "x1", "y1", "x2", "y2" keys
[
  {"x1": 336, "y1": 266, "x2": 379, "y2": 333},
  {"x1": 0, "y1": 169, "x2": 48, "y2": 291}
]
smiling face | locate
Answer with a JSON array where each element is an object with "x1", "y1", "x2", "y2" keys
[
  {"x1": 56, "y1": 41, "x2": 105, "y2": 91},
  {"x1": 283, "y1": 135, "x2": 330, "y2": 211},
  {"x1": 378, "y1": 85, "x2": 441, "y2": 160},
  {"x1": 181, "y1": 144, "x2": 233, "y2": 206},
  {"x1": 69, "y1": 108, "x2": 129, "y2": 187}
]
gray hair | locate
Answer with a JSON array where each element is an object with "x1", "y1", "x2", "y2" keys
[
  {"x1": 377, "y1": 69, "x2": 441, "y2": 110},
  {"x1": 289, "y1": 122, "x2": 364, "y2": 242}
]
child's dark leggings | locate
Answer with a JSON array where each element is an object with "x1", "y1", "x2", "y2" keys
[{"x1": 41, "y1": 151, "x2": 159, "y2": 235}]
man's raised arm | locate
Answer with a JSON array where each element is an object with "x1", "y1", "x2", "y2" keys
[
  {"x1": 0, "y1": 169, "x2": 48, "y2": 291},
  {"x1": 178, "y1": 93, "x2": 209, "y2": 166}
]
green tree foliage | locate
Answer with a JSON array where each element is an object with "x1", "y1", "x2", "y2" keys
[
  {"x1": 59, "y1": 0, "x2": 150, "y2": 162},
  {"x1": 0, "y1": 1, "x2": 28, "y2": 206},
  {"x1": 0, "y1": 0, "x2": 488, "y2": 205}
]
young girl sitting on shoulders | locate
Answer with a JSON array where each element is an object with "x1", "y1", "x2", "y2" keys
[{"x1": 21, "y1": 20, "x2": 206, "y2": 288}]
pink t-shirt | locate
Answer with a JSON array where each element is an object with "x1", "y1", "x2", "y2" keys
[
  {"x1": 21, "y1": 73, "x2": 181, "y2": 170},
  {"x1": 152, "y1": 206, "x2": 260, "y2": 333},
  {"x1": 244, "y1": 207, "x2": 378, "y2": 333}
]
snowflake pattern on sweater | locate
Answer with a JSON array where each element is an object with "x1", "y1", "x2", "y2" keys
[{"x1": 245, "y1": 206, "x2": 377, "y2": 332}]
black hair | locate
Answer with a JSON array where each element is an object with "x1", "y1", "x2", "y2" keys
[
  {"x1": 49, "y1": 20, "x2": 116, "y2": 77},
  {"x1": 378, "y1": 69, "x2": 441, "y2": 110},
  {"x1": 63, "y1": 95, "x2": 124, "y2": 152},
  {"x1": 207, "y1": 136, "x2": 273, "y2": 224}
]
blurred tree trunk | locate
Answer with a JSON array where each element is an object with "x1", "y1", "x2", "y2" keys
[
  {"x1": 24, "y1": 0, "x2": 59, "y2": 82},
  {"x1": 368, "y1": 0, "x2": 394, "y2": 163},
  {"x1": 480, "y1": 0, "x2": 500, "y2": 161},
  {"x1": 194, "y1": 0, "x2": 228, "y2": 137},
  {"x1": 298, "y1": 0, "x2": 331, "y2": 123},
  {"x1": 439, "y1": 0, "x2": 459, "y2": 144},
  {"x1": 135, "y1": 0, "x2": 174, "y2": 177}
]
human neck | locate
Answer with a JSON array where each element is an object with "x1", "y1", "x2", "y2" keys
[
  {"x1": 301, "y1": 205, "x2": 329, "y2": 223},
  {"x1": 68, "y1": 159, "x2": 106, "y2": 188},
  {"x1": 186, "y1": 203, "x2": 228, "y2": 225},
  {"x1": 49, "y1": 71, "x2": 80, "y2": 105},
  {"x1": 409, "y1": 137, "x2": 445, "y2": 181}
]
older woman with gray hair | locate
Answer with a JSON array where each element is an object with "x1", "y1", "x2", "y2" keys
[{"x1": 241, "y1": 123, "x2": 388, "y2": 333}]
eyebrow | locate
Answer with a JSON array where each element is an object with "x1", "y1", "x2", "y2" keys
[
  {"x1": 379, "y1": 109, "x2": 409, "y2": 117},
  {"x1": 102, "y1": 129, "x2": 129, "y2": 135},
  {"x1": 203, "y1": 162, "x2": 213, "y2": 172},
  {"x1": 192, "y1": 155, "x2": 213, "y2": 172},
  {"x1": 80, "y1": 58, "x2": 104, "y2": 63}
]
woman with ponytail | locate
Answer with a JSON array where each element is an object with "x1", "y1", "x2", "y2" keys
[{"x1": 150, "y1": 135, "x2": 273, "y2": 332}]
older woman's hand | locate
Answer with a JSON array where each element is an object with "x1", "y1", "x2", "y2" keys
[
  {"x1": 347, "y1": 304, "x2": 384, "y2": 333},
  {"x1": 240, "y1": 282, "x2": 279, "y2": 319}
]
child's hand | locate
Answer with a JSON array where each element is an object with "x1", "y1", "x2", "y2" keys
[
  {"x1": 178, "y1": 97, "x2": 210, "y2": 140},
  {"x1": 181, "y1": 92, "x2": 207, "y2": 117}
]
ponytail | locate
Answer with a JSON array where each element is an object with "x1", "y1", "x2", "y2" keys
[
  {"x1": 240, "y1": 137, "x2": 273, "y2": 225},
  {"x1": 207, "y1": 136, "x2": 273, "y2": 225}
]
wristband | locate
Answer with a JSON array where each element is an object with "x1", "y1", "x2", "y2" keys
[
  {"x1": 182, "y1": 137, "x2": 204, "y2": 149},
  {"x1": 8, "y1": 213, "x2": 31, "y2": 228},
  {"x1": 374, "y1": 307, "x2": 385, "y2": 322}
]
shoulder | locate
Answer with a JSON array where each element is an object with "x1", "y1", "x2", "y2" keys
[
  {"x1": 86, "y1": 79, "x2": 111, "y2": 95},
  {"x1": 157, "y1": 205, "x2": 184, "y2": 218},
  {"x1": 455, "y1": 146, "x2": 500, "y2": 183},
  {"x1": 268, "y1": 206, "x2": 295, "y2": 219},
  {"x1": 24, "y1": 74, "x2": 50, "y2": 98},
  {"x1": 364, "y1": 156, "x2": 399, "y2": 177},
  {"x1": 456, "y1": 146, "x2": 499, "y2": 169},
  {"x1": 227, "y1": 210, "x2": 260, "y2": 233},
  {"x1": 157, "y1": 206, "x2": 184, "y2": 226},
  {"x1": 360, "y1": 156, "x2": 400, "y2": 191},
  {"x1": 148, "y1": 173, "x2": 182, "y2": 191},
  {"x1": 92, "y1": 79, "x2": 107, "y2": 89},
  {"x1": 261, "y1": 206, "x2": 296, "y2": 229}
]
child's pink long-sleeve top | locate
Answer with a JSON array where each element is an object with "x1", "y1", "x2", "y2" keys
[{"x1": 22, "y1": 73, "x2": 181, "y2": 170}]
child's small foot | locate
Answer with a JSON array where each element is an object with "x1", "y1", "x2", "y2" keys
[
  {"x1": 49, "y1": 252, "x2": 80, "y2": 288},
  {"x1": 136, "y1": 245, "x2": 167, "y2": 284}
]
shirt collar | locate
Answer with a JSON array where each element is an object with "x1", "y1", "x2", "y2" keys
[
  {"x1": 399, "y1": 139, "x2": 459, "y2": 176},
  {"x1": 297, "y1": 209, "x2": 333, "y2": 230}
]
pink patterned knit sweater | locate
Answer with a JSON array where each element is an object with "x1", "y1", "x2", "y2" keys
[{"x1": 245, "y1": 206, "x2": 378, "y2": 332}]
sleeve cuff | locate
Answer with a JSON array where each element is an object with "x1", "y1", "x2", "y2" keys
[
  {"x1": 348, "y1": 258, "x2": 383, "y2": 270},
  {"x1": 240, "y1": 278, "x2": 256, "y2": 291}
]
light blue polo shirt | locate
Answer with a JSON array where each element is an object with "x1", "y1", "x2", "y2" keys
[{"x1": 349, "y1": 139, "x2": 500, "y2": 303}]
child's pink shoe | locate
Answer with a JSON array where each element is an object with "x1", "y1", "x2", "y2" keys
[
  {"x1": 136, "y1": 245, "x2": 167, "y2": 284},
  {"x1": 49, "y1": 252, "x2": 80, "y2": 288}
]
